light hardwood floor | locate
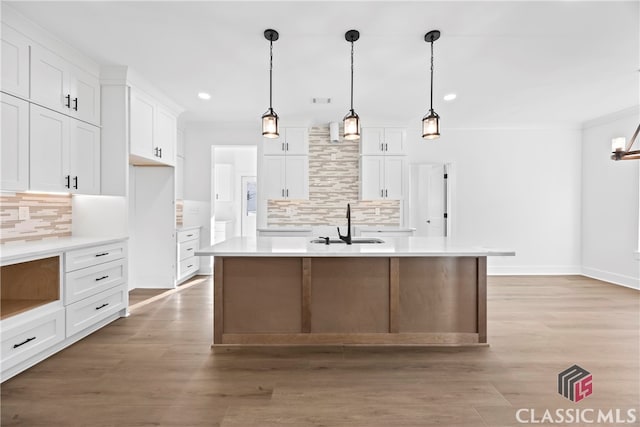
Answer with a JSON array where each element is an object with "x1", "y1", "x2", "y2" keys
[{"x1": 1, "y1": 275, "x2": 638, "y2": 426}]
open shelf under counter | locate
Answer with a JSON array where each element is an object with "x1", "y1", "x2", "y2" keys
[{"x1": 0, "y1": 256, "x2": 61, "y2": 320}]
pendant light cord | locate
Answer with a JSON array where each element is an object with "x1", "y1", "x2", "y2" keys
[
  {"x1": 350, "y1": 40, "x2": 354, "y2": 112},
  {"x1": 269, "y1": 39, "x2": 273, "y2": 110},
  {"x1": 429, "y1": 40, "x2": 434, "y2": 112}
]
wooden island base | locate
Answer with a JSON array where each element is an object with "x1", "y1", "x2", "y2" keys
[{"x1": 213, "y1": 256, "x2": 487, "y2": 346}]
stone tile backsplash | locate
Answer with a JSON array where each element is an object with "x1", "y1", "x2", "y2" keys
[
  {"x1": 268, "y1": 126, "x2": 400, "y2": 226},
  {"x1": 0, "y1": 193, "x2": 72, "y2": 244}
]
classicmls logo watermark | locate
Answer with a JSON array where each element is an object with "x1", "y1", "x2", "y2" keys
[
  {"x1": 515, "y1": 365, "x2": 638, "y2": 424},
  {"x1": 558, "y1": 364, "x2": 593, "y2": 402}
]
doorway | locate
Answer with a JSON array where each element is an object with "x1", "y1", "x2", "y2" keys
[
  {"x1": 211, "y1": 146, "x2": 258, "y2": 242},
  {"x1": 408, "y1": 163, "x2": 453, "y2": 237}
]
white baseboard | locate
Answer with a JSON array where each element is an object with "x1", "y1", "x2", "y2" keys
[
  {"x1": 581, "y1": 266, "x2": 640, "y2": 290},
  {"x1": 487, "y1": 265, "x2": 582, "y2": 276}
]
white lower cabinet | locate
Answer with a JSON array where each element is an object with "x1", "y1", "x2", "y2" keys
[
  {"x1": 0, "y1": 308, "x2": 65, "y2": 372},
  {"x1": 177, "y1": 228, "x2": 200, "y2": 284},
  {"x1": 66, "y1": 286, "x2": 126, "y2": 337},
  {"x1": 0, "y1": 239, "x2": 128, "y2": 382}
]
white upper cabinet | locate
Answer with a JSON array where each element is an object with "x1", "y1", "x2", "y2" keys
[
  {"x1": 69, "y1": 119, "x2": 101, "y2": 195},
  {"x1": 360, "y1": 156, "x2": 405, "y2": 201},
  {"x1": 361, "y1": 127, "x2": 405, "y2": 155},
  {"x1": 262, "y1": 155, "x2": 308, "y2": 200},
  {"x1": 30, "y1": 103, "x2": 100, "y2": 194},
  {"x1": 263, "y1": 127, "x2": 309, "y2": 155},
  {"x1": 155, "y1": 105, "x2": 176, "y2": 166},
  {"x1": 129, "y1": 87, "x2": 177, "y2": 166},
  {"x1": 1, "y1": 93, "x2": 29, "y2": 191},
  {"x1": 1, "y1": 24, "x2": 30, "y2": 99},
  {"x1": 31, "y1": 45, "x2": 100, "y2": 126}
]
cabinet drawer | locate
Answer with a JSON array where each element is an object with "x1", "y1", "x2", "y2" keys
[
  {"x1": 179, "y1": 241, "x2": 198, "y2": 261},
  {"x1": 179, "y1": 257, "x2": 199, "y2": 278},
  {"x1": 177, "y1": 229, "x2": 199, "y2": 243},
  {"x1": 65, "y1": 241, "x2": 127, "y2": 272},
  {"x1": 1, "y1": 308, "x2": 65, "y2": 371},
  {"x1": 65, "y1": 259, "x2": 126, "y2": 305},
  {"x1": 66, "y1": 286, "x2": 126, "y2": 337}
]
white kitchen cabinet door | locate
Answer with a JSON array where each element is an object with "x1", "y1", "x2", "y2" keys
[
  {"x1": 361, "y1": 128, "x2": 384, "y2": 155},
  {"x1": 69, "y1": 120, "x2": 101, "y2": 195},
  {"x1": 214, "y1": 164, "x2": 233, "y2": 201},
  {"x1": 361, "y1": 156, "x2": 384, "y2": 200},
  {"x1": 30, "y1": 104, "x2": 70, "y2": 192},
  {"x1": 31, "y1": 45, "x2": 71, "y2": 114},
  {"x1": 263, "y1": 136, "x2": 285, "y2": 155},
  {"x1": 69, "y1": 65, "x2": 100, "y2": 125},
  {"x1": 1, "y1": 94, "x2": 29, "y2": 191},
  {"x1": 284, "y1": 128, "x2": 309, "y2": 155},
  {"x1": 155, "y1": 105, "x2": 176, "y2": 166},
  {"x1": 263, "y1": 156, "x2": 286, "y2": 199},
  {"x1": 383, "y1": 128, "x2": 405, "y2": 155},
  {"x1": 285, "y1": 156, "x2": 309, "y2": 199},
  {"x1": 383, "y1": 156, "x2": 405, "y2": 200},
  {"x1": 1, "y1": 24, "x2": 30, "y2": 99},
  {"x1": 129, "y1": 88, "x2": 156, "y2": 160}
]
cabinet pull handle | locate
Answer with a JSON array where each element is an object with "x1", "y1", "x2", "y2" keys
[
  {"x1": 187, "y1": 248, "x2": 193, "y2": 251},
  {"x1": 95, "y1": 275, "x2": 109, "y2": 282},
  {"x1": 286, "y1": 143, "x2": 289, "y2": 151},
  {"x1": 95, "y1": 252, "x2": 109, "y2": 257},
  {"x1": 380, "y1": 189, "x2": 383, "y2": 197},
  {"x1": 159, "y1": 148, "x2": 162, "y2": 158},
  {"x1": 385, "y1": 189, "x2": 388, "y2": 197},
  {"x1": 95, "y1": 303, "x2": 109, "y2": 310},
  {"x1": 187, "y1": 265, "x2": 194, "y2": 268},
  {"x1": 65, "y1": 94, "x2": 71, "y2": 108},
  {"x1": 73, "y1": 97, "x2": 78, "y2": 111},
  {"x1": 13, "y1": 336, "x2": 36, "y2": 349},
  {"x1": 65, "y1": 175, "x2": 70, "y2": 188},
  {"x1": 154, "y1": 147, "x2": 159, "y2": 157},
  {"x1": 216, "y1": 194, "x2": 219, "y2": 200},
  {"x1": 186, "y1": 234, "x2": 193, "y2": 237},
  {"x1": 286, "y1": 189, "x2": 289, "y2": 197},
  {"x1": 281, "y1": 143, "x2": 284, "y2": 151},
  {"x1": 385, "y1": 143, "x2": 388, "y2": 151},
  {"x1": 73, "y1": 176, "x2": 78, "y2": 189},
  {"x1": 281, "y1": 189, "x2": 284, "y2": 197}
]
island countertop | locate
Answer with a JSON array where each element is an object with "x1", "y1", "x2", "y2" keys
[{"x1": 196, "y1": 236, "x2": 515, "y2": 258}]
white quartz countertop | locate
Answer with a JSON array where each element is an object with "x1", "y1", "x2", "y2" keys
[
  {"x1": 1, "y1": 236, "x2": 129, "y2": 264},
  {"x1": 257, "y1": 227, "x2": 313, "y2": 232},
  {"x1": 196, "y1": 236, "x2": 515, "y2": 258}
]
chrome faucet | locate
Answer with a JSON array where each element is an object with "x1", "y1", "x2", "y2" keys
[{"x1": 337, "y1": 203, "x2": 352, "y2": 245}]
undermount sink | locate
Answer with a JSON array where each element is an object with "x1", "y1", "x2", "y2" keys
[{"x1": 310, "y1": 238, "x2": 385, "y2": 244}]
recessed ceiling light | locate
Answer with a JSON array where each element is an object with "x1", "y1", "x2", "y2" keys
[
  {"x1": 198, "y1": 92, "x2": 211, "y2": 100},
  {"x1": 443, "y1": 93, "x2": 457, "y2": 101}
]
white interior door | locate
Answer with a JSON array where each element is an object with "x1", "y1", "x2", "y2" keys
[
  {"x1": 410, "y1": 164, "x2": 447, "y2": 237},
  {"x1": 241, "y1": 176, "x2": 257, "y2": 237}
]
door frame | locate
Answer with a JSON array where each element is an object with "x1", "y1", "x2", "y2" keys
[{"x1": 406, "y1": 162, "x2": 454, "y2": 237}]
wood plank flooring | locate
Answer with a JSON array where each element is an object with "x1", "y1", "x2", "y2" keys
[{"x1": 1, "y1": 275, "x2": 638, "y2": 426}]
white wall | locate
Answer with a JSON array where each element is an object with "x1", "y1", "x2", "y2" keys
[
  {"x1": 72, "y1": 195, "x2": 128, "y2": 237},
  {"x1": 581, "y1": 108, "x2": 640, "y2": 289},
  {"x1": 406, "y1": 126, "x2": 583, "y2": 274},
  {"x1": 183, "y1": 122, "x2": 260, "y2": 264}
]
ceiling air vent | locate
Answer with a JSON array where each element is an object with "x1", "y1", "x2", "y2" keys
[{"x1": 312, "y1": 98, "x2": 331, "y2": 104}]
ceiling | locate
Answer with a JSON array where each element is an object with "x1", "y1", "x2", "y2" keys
[{"x1": 5, "y1": 1, "x2": 639, "y2": 128}]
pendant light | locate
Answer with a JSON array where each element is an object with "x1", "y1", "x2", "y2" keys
[
  {"x1": 343, "y1": 30, "x2": 360, "y2": 140},
  {"x1": 611, "y1": 123, "x2": 640, "y2": 160},
  {"x1": 422, "y1": 30, "x2": 441, "y2": 140},
  {"x1": 262, "y1": 29, "x2": 279, "y2": 138}
]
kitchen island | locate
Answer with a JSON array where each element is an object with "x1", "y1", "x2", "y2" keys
[{"x1": 196, "y1": 237, "x2": 514, "y2": 347}]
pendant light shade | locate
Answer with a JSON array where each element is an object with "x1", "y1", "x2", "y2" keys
[
  {"x1": 422, "y1": 30, "x2": 441, "y2": 140},
  {"x1": 262, "y1": 29, "x2": 279, "y2": 138},
  {"x1": 611, "y1": 123, "x2": 640, "y2": 160},
  {"x1": 343, "y1": 30, "x2": 361, "y2": 140}
]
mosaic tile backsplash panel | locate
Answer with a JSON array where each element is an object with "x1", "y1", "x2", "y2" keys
[
  {"x1": 0, "y1": 193, "x2": 72, "y2": 244},
  {"x1": 268, "y1": 126, "x2": 400, "y2": 226}
]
